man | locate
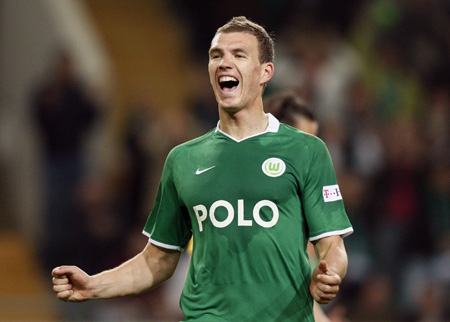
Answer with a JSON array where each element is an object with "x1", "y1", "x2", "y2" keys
[
  {"x1": 264, "y1": 91, "x2": 319, "y2": 136},
  {"x1": 52, "y1": 16, "x2": 353, "y2": 321},
  {"x1": 33, "y1": 52, "x2": 98, "y2": 272}
]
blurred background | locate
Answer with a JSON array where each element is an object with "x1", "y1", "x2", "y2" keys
[{"x1": 0, "y1": 0, "x2": 449, "y2": 321}]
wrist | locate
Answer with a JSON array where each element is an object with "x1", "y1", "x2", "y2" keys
[{"x1": 87, "y1": 274, "x2": 102, "y2": 300}]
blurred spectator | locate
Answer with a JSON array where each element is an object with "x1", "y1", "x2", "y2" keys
[
  {"x1": 107, "y1": 101, "x2": 197, "y2": 321},
  {"x1": 349, "y1": 273, "x2": 399, "y2": 321},
  {"x1": 424, "y1": 84, "x2": 450, "y2": 254},
  {"x1": 369, "y1": 119, "x2": 430, "y2": 292},
  {"x1": 31, "y1": 51, "x2": 99, "y2": 272},
  {"x1": 343, "y1": 79, "x2": 385, "y2": 178},
  {"x1": 263, "y1": 91, "x2": 318, "y2": 135},
  {"x1": 270, "y1": 24, "x2": 361, "y2": 127}
]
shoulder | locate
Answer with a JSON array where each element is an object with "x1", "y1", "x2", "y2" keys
[
  {"x1": 272, "y1": 124, "x2": 332, "y2": 167},
  {"x1": 167, "y1": 129, "x2": 216, "y2": 161},
  {"x1": 277, "y1": 123, "x2": 327, "y2": 150}
]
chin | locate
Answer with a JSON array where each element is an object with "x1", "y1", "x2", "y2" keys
[
  {"x1": 218, "y1": 97, "x2": 241, "y2": 113},
  {"x1": 220, "y1": 105, "x2": 241, "y2": 114}
]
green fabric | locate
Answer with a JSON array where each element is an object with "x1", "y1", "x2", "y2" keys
[{"x1": 143, "y1": 115, "x2": 352, "y2": 321}]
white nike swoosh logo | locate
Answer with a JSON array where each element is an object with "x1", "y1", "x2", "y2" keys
[{"x1": 196, "y1": 166, "x2": 216, "y2": 175}]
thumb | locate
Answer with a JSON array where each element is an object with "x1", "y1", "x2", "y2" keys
[
  {"x1": 52, "y1": 265, "x2": 78, "y2": 278},
  {"x1": 318, "y1": 260, "x2": 328, "y2": 274}
]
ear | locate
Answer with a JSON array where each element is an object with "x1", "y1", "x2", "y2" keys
[{"x1": 260, "y1": 62, "x2": 274, "y2": 85}]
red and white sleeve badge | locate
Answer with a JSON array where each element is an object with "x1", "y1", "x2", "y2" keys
[{"x1": 322, "y1": 184, "x2": 343, "y2": 202}]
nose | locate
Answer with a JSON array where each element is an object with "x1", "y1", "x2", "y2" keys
[{"x1": 218, "y1": 55, "x2": 233, "y2": 70}]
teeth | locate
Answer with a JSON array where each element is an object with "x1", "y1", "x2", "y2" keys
[{"x1": 219, "y1": 76, "x2": 238, "y2": 83}]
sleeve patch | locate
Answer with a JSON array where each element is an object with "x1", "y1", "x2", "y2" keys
[{"x1": 322, "y1": 184, "x2": 342, "y2": 202}]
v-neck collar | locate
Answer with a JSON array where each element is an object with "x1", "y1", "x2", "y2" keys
[{"x1": 215, "y1": 113, "x2": 280, "y2": 143}]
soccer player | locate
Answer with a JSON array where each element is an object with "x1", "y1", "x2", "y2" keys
[{"x1": 52, "y1": 16, "x2": 353, "y2": 321}]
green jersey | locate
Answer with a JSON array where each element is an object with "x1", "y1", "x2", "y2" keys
[{"x1": 143, "y1": 114, "x2": 353, "y2": 321}]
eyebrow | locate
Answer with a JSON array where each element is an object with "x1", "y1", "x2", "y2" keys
[
  {"x1": 209, "y1": 47, "x2": 222, "y2": 56},
  {"x1": 231, "y1": 48, "x2": 249, "y2": 55},
  {"x1": 209, "y1": 47, "x2": 249, "y2": 56}
]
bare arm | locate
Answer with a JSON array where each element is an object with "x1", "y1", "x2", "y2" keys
[
  {"x1": 52, "y1": 243, "x2": 181, "y2": 301},
  {"x1": 310, "y1": 235, "x2": 348, "y2": 304},
  {"x1": 313, "y1": 301, "x2": 331, "y2": 322}
]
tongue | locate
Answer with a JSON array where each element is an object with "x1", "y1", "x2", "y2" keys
[
  {"x1": 221, "y1": 81, "x2": 238, "y2": 92},
  {"x1": 223, "y1": 85, "x2": 237, "y2": 92}
]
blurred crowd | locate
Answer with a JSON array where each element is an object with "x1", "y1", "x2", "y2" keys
[
  {"x1": 266, "y1": 2, "x2": 450, "y2": 321},
  {"x1": 26, "y1": 0, "x2": 449, "y2": 321}
]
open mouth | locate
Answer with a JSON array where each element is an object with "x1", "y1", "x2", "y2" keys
[{"x1": 219, "y1": 76, "x2": 239, "y2": 92}]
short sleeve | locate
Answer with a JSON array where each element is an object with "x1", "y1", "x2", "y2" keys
[
  {"x1": 142, "y1": 150, "x2": 192, "y2": 250},
  {"x1": 301, "y1": 139, "x2": 353, "y2": 241}
]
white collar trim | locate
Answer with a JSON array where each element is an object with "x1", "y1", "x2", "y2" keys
[{"x1": 214, "y1": 113, "x2": 280, "y2": 142}]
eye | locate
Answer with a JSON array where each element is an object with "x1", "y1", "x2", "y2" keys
[{"x1": 210, "y1": 52, "x2": 221, "y2": 60}]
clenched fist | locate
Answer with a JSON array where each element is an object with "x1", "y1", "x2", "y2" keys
[{"x1": 52, "y1": 266, "x2": 92, "y2": 302}]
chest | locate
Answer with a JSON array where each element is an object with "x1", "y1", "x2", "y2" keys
[{"x1": 173, "y1": 140, "x2": 303, "y2": 210}]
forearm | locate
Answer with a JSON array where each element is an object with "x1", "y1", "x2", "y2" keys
[
  {"x1": 89, "y1": 243, "x2": 180, "y2": 300},
  {"x1": 89, "y1": 253, "x2": 152, "y2": 299},
  {"x1": 315, "y1": 236, "x2": 348, "y2": 279},
  {"x1": 313, "y1": 301, "x2": 331, "y2": 322}
]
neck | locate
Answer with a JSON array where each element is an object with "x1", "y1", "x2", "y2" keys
[{"x1": 218, "y1": 108, "x2": 268, "y2": 141}]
